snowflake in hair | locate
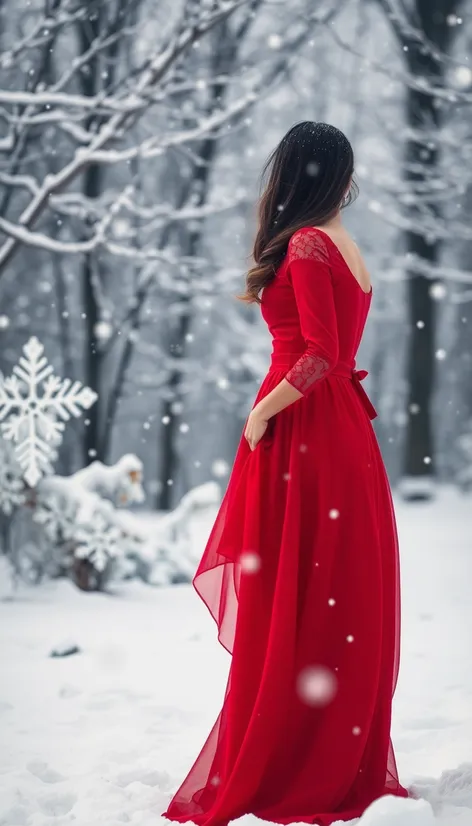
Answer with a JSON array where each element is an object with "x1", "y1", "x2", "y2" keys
[
  {"x1": 74, "y1": 513, "x2": 122, "y2": 573},
  {"x1": 0, "y1": 337, "x2": 97, "y2": 486}
]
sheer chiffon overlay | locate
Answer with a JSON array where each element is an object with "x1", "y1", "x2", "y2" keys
[{"x1": 162, "y1": 227, "x2": 408, "y2": 826}]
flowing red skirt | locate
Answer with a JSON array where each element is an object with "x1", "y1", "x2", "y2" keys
[{"x1": 162, "y1": 368, "x2": 409, "y2": 826}]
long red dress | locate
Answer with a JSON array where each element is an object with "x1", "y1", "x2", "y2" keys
[{"x1": 163, "y1": 226, "x2": 409, "y2": 825}]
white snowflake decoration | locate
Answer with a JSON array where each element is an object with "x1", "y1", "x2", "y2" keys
[
  {"x1": 0, "y1": 337, "x2": 97, "y2": 486},
  {"x1": 74, "y1": 513, "x2": 122, "y2": 573}
]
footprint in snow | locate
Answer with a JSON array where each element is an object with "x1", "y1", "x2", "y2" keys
[
  {"x1": 0, "y1": 804, "x2": 28, "y2": 825},
  {"x1": 37, "y1": 790, "x2": 77, "y2": 816},
  {"x1": 27, "y1": 760, "x2": 66, "y2": 784},
  {"x1": 115, "y1": 769, "x2": 172, "y2": 790}
]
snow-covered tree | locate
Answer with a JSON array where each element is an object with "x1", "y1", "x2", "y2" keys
[{"x1": 1, "y1": 0, "x2": 471, "y2": 511}]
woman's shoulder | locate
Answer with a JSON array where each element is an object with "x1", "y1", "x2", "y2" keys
[{"x1": 287, "y1": 226, "x2": 330, "y2": 264}]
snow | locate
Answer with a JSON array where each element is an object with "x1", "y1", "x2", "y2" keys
[{"x1": 1, "y1": 487, "x2": 471, "y2": 826}]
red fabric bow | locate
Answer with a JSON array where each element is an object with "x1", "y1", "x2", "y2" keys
[{"x1": 352, "y1": 369, "x2": 378, "y2": 421}]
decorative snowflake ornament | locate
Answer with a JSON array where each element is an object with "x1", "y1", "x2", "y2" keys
[
  {"x1": 74, "y1": 513, "x2": 122, "y2": 573},
  {"x1": 0, "y1": 337, "x2": 97, "y2": 486}
]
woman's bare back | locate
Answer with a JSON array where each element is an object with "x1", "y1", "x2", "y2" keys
[{"x1": 314, "y1": 221, "x2": 371, "y2": 294}]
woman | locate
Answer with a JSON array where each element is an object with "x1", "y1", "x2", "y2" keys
[{"x1": 163, "y1": 122, "x2": 409, "y2": 826}]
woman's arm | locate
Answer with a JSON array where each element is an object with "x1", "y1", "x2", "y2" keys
[{"x1": 245, "y1": 228, "x2": 339, "y2": 450}]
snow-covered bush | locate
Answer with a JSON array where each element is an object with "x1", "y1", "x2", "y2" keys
[
  {"x1": 116, "y1": 482, "x2": 220, "y2": 587},
  {"x1": 0, "y1": 337, "x2": 217, "y2": 592},
  {"x1": 0, "y1": 451, "x2": 218, "y2": 591}
]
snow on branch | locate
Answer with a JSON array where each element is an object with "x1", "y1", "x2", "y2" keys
[
  {"x1": 0, "y1": 0, "x2": 258, "y2": 276},
  {"x1": 0, "y1": 88, "x2": 142, "y2": 114},
  {"x1": 0, "y1": 5, "x2": 89, "y2": 68},
  {"x1": 325, "y1": 17, "x2": 472, "y2": 104},
  {"x1": 85, "y1": 88, "x2": 259, "y2": 165}
]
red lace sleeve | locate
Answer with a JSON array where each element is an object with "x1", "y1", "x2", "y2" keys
[{"x1": 285, "y1": 228, "x2": 339, "y2": 395}]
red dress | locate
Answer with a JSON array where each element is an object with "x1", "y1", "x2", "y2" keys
[{"x1": 163, "y1": 227, "x2": 408, "y2": 825}]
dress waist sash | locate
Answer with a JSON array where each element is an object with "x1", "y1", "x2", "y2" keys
[
  {"x1": 331, "y1": 364, "x2": 378, "y2": 420},
  {"x1": 268, "y1": 355, "x2": 377, "y2": 420}
]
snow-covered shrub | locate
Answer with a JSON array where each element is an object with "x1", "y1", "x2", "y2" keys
[
  {"x1": 0, "y1": 453, "x2": 219, "y2": 591},
  {"x1": 116, "y1": 481, "x2": 220, "y2": 586},
  {"x1": 0, "y1": 455, "x2": 146, "y2": 590},
  {"x1": 33, "y1": 463, "x2": 147, "y2": 591},
  {"x1": 0, "y1": 337, "x2": 216, "y2": 592},
  {"x1": 72, "y1": 455, "x2": 145, "y2": 507}
]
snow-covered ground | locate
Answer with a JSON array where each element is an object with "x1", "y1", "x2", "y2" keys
[{"x1": 1, "y1": 487, "x2": 471, "y2": 826}]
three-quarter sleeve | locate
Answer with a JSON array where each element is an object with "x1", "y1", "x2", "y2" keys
[{"x1": 285, "y1": 228, "x2": 339, "y2": 396}]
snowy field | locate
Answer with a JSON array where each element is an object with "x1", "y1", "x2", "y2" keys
[{"x1": 1, "y1": 487, "x2": 471, "y2": 826}]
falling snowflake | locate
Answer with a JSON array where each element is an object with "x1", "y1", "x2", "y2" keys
[
  {"x1": 94, "y1": 321, "x2": 113, "y2": 341},
  {"x1": 0, "y1": 337, "x2": 97, "y2": 486},
  {"x1": 430, "y1": 283, "x2": 447, "y2": 301},
  {"x1": 368, "y1": 200, "x2": 382, "y2": 214},
  {"x1": 239, "y1": 551, "x2": 261, "y2": 573},
  {"x1": 297, "y1": 665, "x2": 337, "y2": 707},
  {"x1": 212, "y1": 459, "x2": 229, "y2": 478},
  {"x1": 112, "y1": 217, "x2": 131, "y2": 238},
  {"x1": 453, "y1": 66, "x2": 472, "y2": 89},
  {"x1": 306, "y1": 162, "x2": 320, "y2": 177},
  {"x1": 74, "y1": 513, "x2": 122, "y2": 573},
  {"x1": 267, "y1": 33, "x2": 282, "y2": 49}
]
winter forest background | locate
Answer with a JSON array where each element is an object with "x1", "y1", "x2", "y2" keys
[
  {"x1": 1, "y1": 0, "x2": 472, "y2": 588},
  {"x1": 1, "y1": 3, "x2": 472, "y2": 825}
]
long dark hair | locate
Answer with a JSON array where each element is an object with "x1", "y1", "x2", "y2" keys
[{"x1": 241, "y1": 121, "x2": 358, "y2": 303}]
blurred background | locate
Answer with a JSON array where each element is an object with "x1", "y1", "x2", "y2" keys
[
  {"x1": 1, "y1": 4, "x2": 472, "y2": 825},
  {"x1": 1, "y1": 0, "x2": 471, "y2": 588}
]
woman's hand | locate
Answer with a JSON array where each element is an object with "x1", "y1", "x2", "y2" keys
[{"x1": 244, "y1": 407, "x2": 269, "y2": 451}]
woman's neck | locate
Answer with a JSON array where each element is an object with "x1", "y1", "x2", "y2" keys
[{"x1": 324, "y1": 211, "x2": 342, "y2": 228}]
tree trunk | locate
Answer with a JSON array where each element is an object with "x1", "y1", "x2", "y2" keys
[
  {"x1": 76, "y1": 4, "x2": 103, "y2": 464},
  {"x1": 156, "y1": 144, "x2": 214, "y2": 509},
  {"x1": 156, "y1": 19, "x2": 239, "y2": 510},
  {"x1": 77, "y1": 1, "x2": 133, "y2": 464},
  {"x1": 81, "y1": 174, "x2": 102, "y2": 463},
  {"x1": 400, "y1": 0, "x2": 460, "y2": 497}
]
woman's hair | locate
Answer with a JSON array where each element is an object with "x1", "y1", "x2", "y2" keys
[{"x1": 241, "y1": 121, "x2": 358, "y2": 303}]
